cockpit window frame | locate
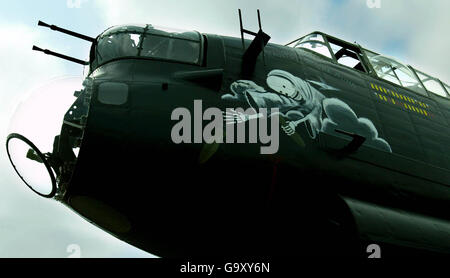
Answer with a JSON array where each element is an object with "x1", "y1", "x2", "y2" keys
[
  {"x1": 292, "y1": 33, "x2": 335, "y2": 61},
  {"x1": 291, "y1": 31, "x2": 369, "y2": 74},
  {"x1": 412, "y1": 68, "x2": 450, "y2": 99},
  {"x1": 443, "y1": 82, "x2": 450, "y2": 96},
  {"x1": 288, "y1": 31, "x2": 450, "y2": 100}
]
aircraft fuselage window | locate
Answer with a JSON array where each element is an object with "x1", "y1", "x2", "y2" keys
[{"x1": 98, "y1": 82, "x2": 129, "y2": 105}]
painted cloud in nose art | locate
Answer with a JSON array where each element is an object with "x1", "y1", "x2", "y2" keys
[
  {"x1": 321, "y1": 98, "x2": 392, "y2": 152},
  {"x1": 222, "y1": 69, "x2": 392, "y2": 153}
]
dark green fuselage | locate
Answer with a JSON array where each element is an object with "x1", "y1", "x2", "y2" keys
[{"x1": 62, "y1": 32, "x2": 450, "y2": 257}]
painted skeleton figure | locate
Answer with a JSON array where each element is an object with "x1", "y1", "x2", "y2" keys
[
  {"x1": 224, "y1": 69, "x2": 326, "y2": 139},
  {"x1": 223, "y1": 69, "x2": 392, "y2": 153}
]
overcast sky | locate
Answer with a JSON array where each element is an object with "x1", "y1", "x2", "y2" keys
[{"x1": 0, "y1": 0, "x2": 449, "y2": 258}]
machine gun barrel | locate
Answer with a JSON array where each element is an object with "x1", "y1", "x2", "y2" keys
[
  {"x1": 38, "y1": 20, "x2": 96, "y2": 43},
  {"x1": 32, "y1": 45, "x2": 88, "y2": 65}
]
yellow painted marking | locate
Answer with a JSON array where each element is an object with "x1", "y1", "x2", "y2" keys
[{"x1": 369, "y1": 84, "x2": 431, "y2": 118}]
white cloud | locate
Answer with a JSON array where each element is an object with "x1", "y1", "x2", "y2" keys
[{"x1": 0, "y1": 24, "x2": 65, "y2": 136}]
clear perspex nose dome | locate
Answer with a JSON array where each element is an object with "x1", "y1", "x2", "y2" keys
[{"x1": 6, "y1": 76, "x2": 83, "y2": 197}]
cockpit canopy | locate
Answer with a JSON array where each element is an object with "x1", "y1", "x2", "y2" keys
[
  {"x1": 90, "y1": 24, "x2": 203, "y2": 70},
  {"x1": 291, "y1": 32, "x2": 450, "y2": 99}
]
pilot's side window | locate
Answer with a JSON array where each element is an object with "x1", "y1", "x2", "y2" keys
[{"x1": 97, "y1": 82, "x2": 129, "y2": 105}]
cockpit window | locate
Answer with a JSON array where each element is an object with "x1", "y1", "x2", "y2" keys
[
  {"x1": 294, "y1": 33, "x2": 333, "y2": 59},
  {"x1": 288, "y1": 32, "x2": 449, "y2": 98},
  {"x1": 414, "y1": 70, "x2": 448, "y2": 98},
  {"x1": 293, "y1": 33, "x2": 366, "y2": 72},
  {"x1": 364, "y1": 50, "x2": 427, "y2": 96},
  {"x1": 91, "y1": 25, "x2": 202, "y2": 70}
]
